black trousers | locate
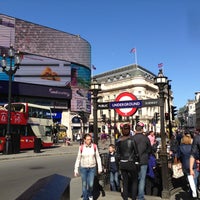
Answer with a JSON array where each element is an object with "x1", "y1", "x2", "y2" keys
[{"x1": 121, "y1": 169, "x2": 138, "y2": 200}]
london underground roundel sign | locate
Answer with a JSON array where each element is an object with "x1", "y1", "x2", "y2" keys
[{"x1": 115, "y1": 92, "x2": 138, "y2": 117}]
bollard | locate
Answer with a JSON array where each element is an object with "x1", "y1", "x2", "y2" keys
[
  {"x1": 12, "y1": 133, "x2": 20, "y2": 154},
  {"x1": 99, "y1": 153, "x2": 109, "y2": 189},
  {"x1": 34, "y1": 138, "x2": 41, "y2": 153}
]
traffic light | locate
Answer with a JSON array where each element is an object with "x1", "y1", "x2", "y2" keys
[
  {"x1": 155, "y1": 112, "x2": 160, "y2": 123},
  {"x1": 101, "y1": 114, "x2": 106, "y2": 122},
  {"x1": 136, "y1": 115, "x2": 140, "y2": 123},
  {"x1": 165, "y1": 112, "x2": 169, "y2": 120},
  {"x1": 171, "y1": 106, "x2": 177, "y2": 120}
]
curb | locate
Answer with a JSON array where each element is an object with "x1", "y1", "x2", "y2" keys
[{"x1": 0, "y1": 144, "x2": 79, "y2": 161}]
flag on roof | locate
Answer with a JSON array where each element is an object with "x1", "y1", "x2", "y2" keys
[
  {"x1": 92, "y1": 65, "x2": 96, "y2": 70},
  {"x1": 158, "y1": 63, "x2": 163, "y2": 68},
  {"x1": 130, "y1": 48, "x2": 136, "y2": 53}
]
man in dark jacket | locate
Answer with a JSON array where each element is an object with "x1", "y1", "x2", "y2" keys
[{"x1": 133, "y1": 122, "x2": 151, "y2": 200}]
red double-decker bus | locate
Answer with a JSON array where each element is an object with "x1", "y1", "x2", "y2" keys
[{"x1": 0, "y1": 102, "x2": 54, "y2": 151}]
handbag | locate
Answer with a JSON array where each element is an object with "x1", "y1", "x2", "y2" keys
[
  {"x1": 187, "y1": 175, "x2": 197, "y2": 197},
  {"x1": 172, "y1": 160, "x2": 184, "y2": 179},
  {"x1": 119, "y1": 160, "x2": 136, "y2": 171}
]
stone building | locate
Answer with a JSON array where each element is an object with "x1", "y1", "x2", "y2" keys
[{"x1": 91, "y1": 64, "x2": 173, "y2": 136}]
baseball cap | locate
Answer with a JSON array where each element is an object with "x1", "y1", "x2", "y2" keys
[{"x1": 137, "y1": 121, "x2": 144, "y2": 127}]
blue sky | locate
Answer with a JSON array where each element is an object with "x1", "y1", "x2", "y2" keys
[{"x1": 1, "y1": 0, "x2": 200, "y2": 109}]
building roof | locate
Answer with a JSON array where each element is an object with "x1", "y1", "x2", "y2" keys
[{"x1": 93, "y1": 64, "x2": 156, "y2": 83}]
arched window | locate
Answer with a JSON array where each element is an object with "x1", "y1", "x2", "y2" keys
[{"x1": 72, "y1": 116, "x2": 81, "y2": 123}]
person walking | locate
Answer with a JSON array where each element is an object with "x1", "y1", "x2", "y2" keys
[
  {"x1": 145, "y1": 149, "x2": 161, "y2": 196},
  {"x1": 169, "y1": 134, "x2": 179, "y2": 163},
  {"x1": 190, "y1": 132, "x2": 200, "y2": 197},
  {"x1": 74, "y1": 133, "x2": 102, "y2": 200},
  {"x1": 106, "y1": 144, "x2": 120, "y2": 192},
  {"x1": 116, "y1": 123, "x2": 139, "y2": 200},
  {"x1": 101, "y1": 130, "x2": 108, "y2": 150},
  {"x1": 147, "y1": 131, "x2": 156, "y2": 146},
  {"x1": 178, "y1": 133, "x2": 198, "y2": 193},
  {"x1": 133, "y1": 122, "x2": 151, "y2": 200}
]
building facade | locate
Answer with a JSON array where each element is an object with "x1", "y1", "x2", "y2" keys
[
  {"x1": 185, "y1": 100, "x2": 196, "y2": 129},
  {"x1": 195, "y1": 92, "x2": 200, "y2": 130},
  {"x1": 92, "y1": 64, "x2": 174, "y2": 136},
  {"x1": 0, "y1": 14, "x2": 91, "y2": 139}
]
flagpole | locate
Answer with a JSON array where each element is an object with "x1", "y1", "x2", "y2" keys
[
  {"x1": 158, "y1": 63, "x2": 164, "y2": 72},
  {"x1": 91, "y1": 65, "x2": 96, "y2": 80},
  {"x1": 91, "y1": 66, "x2": 93, "y2": 79},
  {"x1": 135, "y1": 48, "x2": 138, "y2": 67},
  {"x1": 130, "y1": 47, "x2": 138, "y2": 67}
]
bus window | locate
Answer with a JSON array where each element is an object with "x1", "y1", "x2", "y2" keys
[
  {"x1": 43, "y1": 111, "x2": 51, "y2": 119},
  {"x1": 32, "y1": 112, "x2": 38, "y2": 117},
  {"x1": 38, "y1": 110, "x2": 43, "y2": 118},
  {"x1": 45, "y1": 126, "x2": 52, "y2": 136}
]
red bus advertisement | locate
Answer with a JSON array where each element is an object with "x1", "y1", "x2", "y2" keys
[{"x1": 0, "y1": 103, "x2": 54, "y2": 151}]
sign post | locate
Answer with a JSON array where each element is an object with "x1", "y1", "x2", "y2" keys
[{"x1": 114, "y1": 92, "x2": 140, "y2": 117}]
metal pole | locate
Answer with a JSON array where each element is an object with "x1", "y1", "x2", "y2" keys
[
  {"x1": 108, "y1": 109, "x2": 111, "y2": 144},
  {"x1": 114, "y1": 109, "x2": 117, "y2": 145},
  {"x1": 1, "y1": 46, "x2": 21, "y2": 154},
  {"x1": 82, "y1": 112, "x2": 85, "y2": 135},
  {"x1": 5, "y1": 60, "x2": 13, "y2": 154},
  {"x1": 159, "y1": 85, "x2": 170, "y2": 199},
  {"x1": 167, "y1": 82, "x2": 172, "y2": 139},
  {"x1": 93, "y1": 95, "x2": 98, "y2": 145}
]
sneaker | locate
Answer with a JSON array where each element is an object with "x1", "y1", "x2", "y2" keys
[{"x1": 89, "y1": 196, "x2": 93, "y2": 200}]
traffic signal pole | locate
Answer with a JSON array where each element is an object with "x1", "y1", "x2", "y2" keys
[{"x1": 167, "y1": 82, "x2": 173, "y2": 139}]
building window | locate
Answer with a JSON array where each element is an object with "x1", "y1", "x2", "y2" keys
[
  {"x1": 138, "y1": 108, "x2": 142, "y2": 115},
  {"x1": 118, "y1": 115, "x2": 122, "y2": 121}
]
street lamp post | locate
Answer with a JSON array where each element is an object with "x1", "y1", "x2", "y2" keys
[
  {"x1": 167, "y1": 80, "x2": 173, "y2": 139},
  {"x1": 90, "y1": 78, "x2": 101, "y2": 145},
  {"x1": 154, "y1": 69, "x2": 170, "y2": 199},
  {"x1": 108, "y1": 109, "x2": 112, "y2": 144},
  {"x1": 79, "y1": 110, "x2": 86, "y2": 136},
  {"x1": 1, "y1": 45, "x2": 21, "y2": 154}
]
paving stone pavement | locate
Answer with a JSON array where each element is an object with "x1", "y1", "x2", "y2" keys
[{"x1": 0, "y1": 141, "x2": 196, "y2": 200}]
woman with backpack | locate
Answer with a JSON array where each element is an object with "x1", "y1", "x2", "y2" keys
[{"x1": 74, "y1": 133, "x2": 102, "y2": 200}]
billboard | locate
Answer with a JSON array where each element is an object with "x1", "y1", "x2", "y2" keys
[
  {"x1": 13, "y1": 54, "x2": 71, "y2": 87},
  {"x1": 70, "y1": 63, "x2": 91, "y2": 113}
]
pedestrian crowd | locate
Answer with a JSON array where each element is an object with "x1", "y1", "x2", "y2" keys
[{"x1": 73, "y1": 122, "x2": 200, "y2": 200}]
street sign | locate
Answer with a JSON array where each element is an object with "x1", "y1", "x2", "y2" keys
[
  {"x1": 109, "y1": 100, "x2": 142, "y2": 109},
  {"x1": 142, "y1": 99, "x2": 160, "y2": 107},
  {"x1": 96, "y1": 98, "x2": 160, "y2": 110},
  {"x1": 97, "y1": 102, "x2": 109, "y2": 110},
  {"x1": 115, "y1": 92, "x2": 138, "y2": 117}
]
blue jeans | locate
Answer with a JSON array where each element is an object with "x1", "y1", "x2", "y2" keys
[
  {"x1": 80, "y1": 167, "x2": 96, "y2": 200},
  {"x1": 110, "y1": 171, "x2": 120, "y2": 191},
  {"x1": 193, "y1": 168, "x2": 199, "y2": 188},
  {"x1": 138, "y1": 165, "x2": 148, "y2": 200}
]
